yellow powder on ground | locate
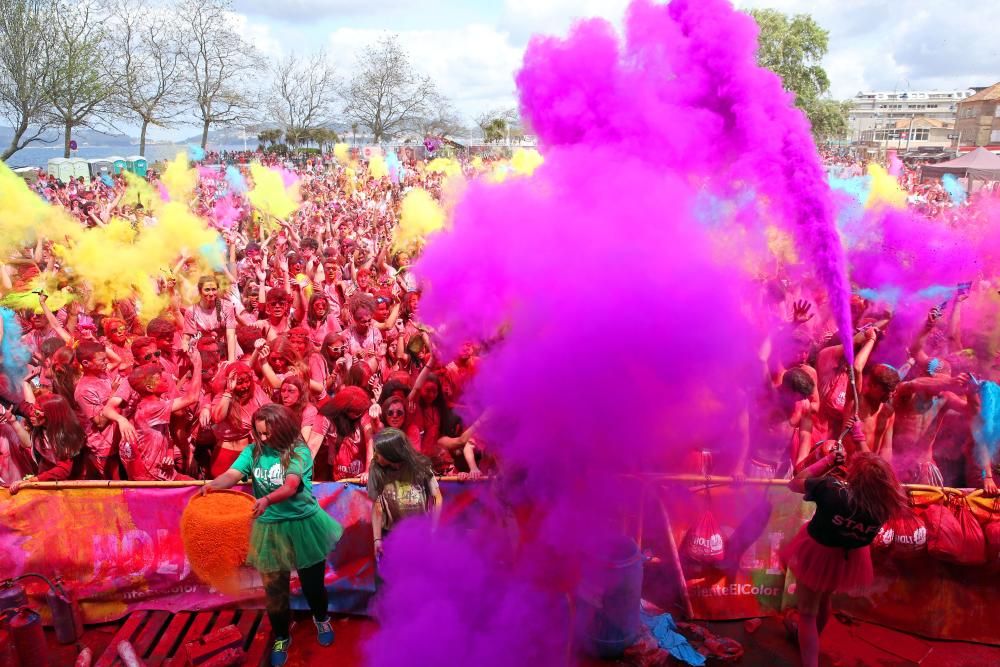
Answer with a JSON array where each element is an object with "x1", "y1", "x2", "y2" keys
[{"x1": 180, "y1": 490, "x2": 253, "y2": 594}]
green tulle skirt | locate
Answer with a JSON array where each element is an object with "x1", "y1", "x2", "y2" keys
[{"x1": 248, "y1": 509, "x2": 343, "y2": 573}]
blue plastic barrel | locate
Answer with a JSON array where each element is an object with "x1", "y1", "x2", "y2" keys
[{"x1": 576, "y1": 535, "x2": 644, "y2": 658}]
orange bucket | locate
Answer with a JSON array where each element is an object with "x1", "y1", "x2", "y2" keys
[{"x1": 180, "y1": 489, "x2": 254, "y2": 593}]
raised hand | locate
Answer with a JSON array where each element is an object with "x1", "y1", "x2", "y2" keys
[{"x1": 791, "y1": 299, "x2": 814, "y2": 325}]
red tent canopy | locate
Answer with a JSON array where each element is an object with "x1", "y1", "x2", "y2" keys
[{"x1": 921, "y1": 147, "x2": 1000, "y2": 181}]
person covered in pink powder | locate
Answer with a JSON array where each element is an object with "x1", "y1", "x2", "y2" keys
[
  {"x1": 73, "y1": 340, "x2": 136, "y2": 478},
  {"x1": 183, "y1": 275, "x2": 237, "y2": 362},
  {"x1": 784, "y1": 450, "x2": 908, "y2": 667},
  {"x1": 6, "y1": 394, "x2": 88, "y2": 493},
  {"x1": 121, "y1": 349, "x2": 202, "y2": 481}
]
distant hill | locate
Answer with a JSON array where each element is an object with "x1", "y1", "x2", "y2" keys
[{"x1": 0, "y1": 125, "x2": 136, "y2": 147}]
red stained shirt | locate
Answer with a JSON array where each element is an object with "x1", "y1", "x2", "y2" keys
[{"x1": 122, "y1": 397, "x2": 177, "y2": 481}]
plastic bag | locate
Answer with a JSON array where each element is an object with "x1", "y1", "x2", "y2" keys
[
  {"x1": 684, "y1": 509, "x2": 725, "y2": 564},
  {"x1": 883, "y1": 510, "x2": 927, "y2": 558},
  {"x1": 984, "y1": 501, "x2": 1000, "y2": 569},
  {"x1": 926, "y1": 496, "x2": 985, "y2": 565}
]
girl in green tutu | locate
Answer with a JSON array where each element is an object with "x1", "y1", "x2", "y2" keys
[{"x1": 202, "y1": 403, "x2": 342, "y2": 667}]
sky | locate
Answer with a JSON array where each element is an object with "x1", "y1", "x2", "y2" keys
[{"x1": 147, "y1": 0, "x2": 1000, "y2": 141}]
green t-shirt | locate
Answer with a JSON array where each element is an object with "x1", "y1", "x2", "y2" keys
[{"x1": 231, "y1": 443, "x2": 319, "y2": 523}]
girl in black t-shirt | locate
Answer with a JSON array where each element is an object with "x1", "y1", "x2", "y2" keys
[{"x1": 783, "y1": 446, "x2": 907, "y2": 667}]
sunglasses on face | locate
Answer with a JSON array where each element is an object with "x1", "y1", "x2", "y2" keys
[
  {"x1": 142, "y1": 350, "x2": 161, "y2": 361},
  {"x1": 387, "y1": 409, "x2": 405, "y2": 417},
  {"x1": 328, "y1": 345, "x2": 345, "y2": 354}
]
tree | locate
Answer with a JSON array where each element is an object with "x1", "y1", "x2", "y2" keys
[
  {"x1": 342, "y1": 35, "x2": 436, "y2": 143},
  {"x1": 0, "y1": 0, "x2": 56, "y2": 160},
  {"x1": 311, "y1": 127, "x2": 338, "y2": 151},
  {"x1": 807, "y1": 98, "x2": 851, "y2": 141},
  {"x1": 46, "y1": 0, "x2": 117, "y2": 157},
  {"x1": 411, "y1": 97, "x2": 467, "y2": 140},
  {"x1": 476, "y1": 107, "x2": 519, "y2": 144},
  {"x1": 176, "y1": 0, "x2": 260, "y2": 149},
  {"x1": 267, "y1": 51, "x2": 338, "y2": 142},
  {"x1": 108, "y1": 0, "x2": 186, "y2": 156},
  {"x1": 748, "y1": 9, "x2": 847, "y2": 140},
  {"x1": 257, "y1": 128, "x2": 282, "y2": 146}
]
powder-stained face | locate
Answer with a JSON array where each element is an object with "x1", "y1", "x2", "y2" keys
[
  {"x1": 419, "y1": 382, "x2": 438, "y2": 404},
  {"x1": 145, "y1": 373, "x2": 169, "y2": 395},
  {"x1": 353, "y1": 308, "x2": 372, "y2": 336},
  {"x1": 254, "y1": 419, "x2": 271, "y2": 444},
  {"x1": 107, "y1": 324, "x2": 128, "y2": 346},
  {"x1": 233, "y1": 373, "x2": 254, "y2": 396},
  {"x1": 279, "y1": 383, "x2": 301, "y2": 406},
  {"x1": 135, "y1": 344, "x2": 159, "y2": 364},
  {"x1": 385, "y1": 403, "x2": 406, "y2": 429},
  {"x1": 200, "y1": 281, "x2": 219, "y2": 306}
]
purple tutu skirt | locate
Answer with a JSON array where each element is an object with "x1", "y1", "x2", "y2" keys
[{"x1": 781, "y1": 525, "x2": 874, "y2": 593}]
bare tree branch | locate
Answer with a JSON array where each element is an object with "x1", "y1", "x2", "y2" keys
[
  {"x1": 0, "y1": 0, "x2": 58, "y2": 160},
  {"x1": 266, "y1": 51, "x2": 338, "y2": 141},
  {"x1": 45, "y1": 0, "x2": 120, "y2": 157},
  {"x1": 342, "y1": 35, "x2": 436, "y2": 143},
  {"x1": 106, "y1": 0, "x2": 186, "y2": 155},
  {"x1": 176, "y1": 0, "x2": 261, "y2": 148}
]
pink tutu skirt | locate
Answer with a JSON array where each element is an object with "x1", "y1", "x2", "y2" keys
[{"x1": 781, "y1": 525, "x2": 874, "y2": 593}]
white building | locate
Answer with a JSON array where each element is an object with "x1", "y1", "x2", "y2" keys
[{"x1": 847, "y1": 89, "x2": 975, "y2": 141}]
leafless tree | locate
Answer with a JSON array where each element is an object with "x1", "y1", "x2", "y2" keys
[
  {"x1": 410, "y1": 96, "x2": 467, "y2": 140},
  {"x1": 108, "y1": 0, "x2": 186, "y2": 155},
  {"x1": 267, "y1": 51, "x2": 338, "y2": 141},
  {"x1": 342, "y1": 34, "x2": 436, "y2": 143},
  {"x1": 0, "y1": 0, "x2": 56, "y2": 160},
  {"x1": 176, "y1": 0, "x2": 260, "y2": 149},
  {"x1": 45, "y1": 0, "x2": 118, "y2": 157}
]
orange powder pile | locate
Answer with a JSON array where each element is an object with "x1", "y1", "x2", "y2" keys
[{"x1": 181, "y1": 490, "x2": 254, "y2": 593}]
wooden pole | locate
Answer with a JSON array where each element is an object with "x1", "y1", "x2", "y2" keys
[
  {"x1": 8, "y1": 474, "x2": 966, "y2": 495},
  {"x1": 12, "y1": 475, "x2": 489, "y2": 491}
]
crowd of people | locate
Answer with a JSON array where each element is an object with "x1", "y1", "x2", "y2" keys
[
  {"x1": 0, "y1": 148, "x2": 998, "y2": 499},
  {"x1": 0, "y1": 151, "x2": 485, "y2": 496}
]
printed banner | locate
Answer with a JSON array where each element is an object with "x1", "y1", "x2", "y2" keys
[
  {"x1": 645, "y1": 482, "x2": 804, "y2": 620},
  {"x1": 0, "y1": 482, "x2": 481, "y2": 624},
  {"x1": 648, "y1": 481, "x2": 1000, "y2": 646},
  {"x1": 3, "y1": 480, "x2": 999, "y2": 645}
]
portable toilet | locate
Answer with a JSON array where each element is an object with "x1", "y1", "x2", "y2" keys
[
  {"x1": 109, "y1": 156, "x2": 128, "y2": 174},
  {"x1": 88, "y1": 158, "x2": 113, "y2": 180},
  {"x1": 48, "y1": 157, "x2": 77, "y2": 183},
  {"x1": 67, "y1": 158, "x2": 91, "y2": 182},
  {"x1": 126, "y1": 155, "x2": 148, "y2": 177}
]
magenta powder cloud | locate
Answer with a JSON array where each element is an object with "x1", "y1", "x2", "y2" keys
[{"x1": 365, "y1": 2, "x2": 852, "y2": 665}]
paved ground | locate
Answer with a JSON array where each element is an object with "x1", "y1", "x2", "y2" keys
[{"x1": 49, "y1": 611, "x2": 1000, "y2": 665}]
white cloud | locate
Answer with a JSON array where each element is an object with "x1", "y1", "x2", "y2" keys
[
  {"x1": 734, "y1": 0, "x2": 1000, "y2": 97},
  {"x1": 225, "y1": 11, "x2": 284, "y2": 60},
  {"x1": 329, "y1": 24, "x2": 524, "y2": 118},
  {"x1": 231, "y1": 0, "x2": 398, "y2": 22}
]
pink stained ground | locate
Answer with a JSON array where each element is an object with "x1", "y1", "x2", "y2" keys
[{"x1": 49, "y1": 612, "x2": 1000, "y2": 666}]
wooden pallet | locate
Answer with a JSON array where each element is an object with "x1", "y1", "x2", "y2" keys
[{"x1": 94, "y1": 608, "x2": 271, "y2": 667}]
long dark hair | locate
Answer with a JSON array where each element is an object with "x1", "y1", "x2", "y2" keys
[
  {"x1": 317, "y1": 399, "x2": 362, "y2": 439},
  {"x1": 49, "y1": 347, "x2": 80, "y2": 409},
  {"x1": 250, "y1": 404, "x2": 303, "y2": 472},
  {"x1": 367, "y1": 428, "x2": 433, "y2": 500},
  {"x1": 306, "y1": 294, "x2": 329, "y2": 329},
  {"x1": 34, "y1": 394, "x2": 86, "y2": 461},
  {"x1": 846, "y1": 452, "x2": 908, "y2": 525}
]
